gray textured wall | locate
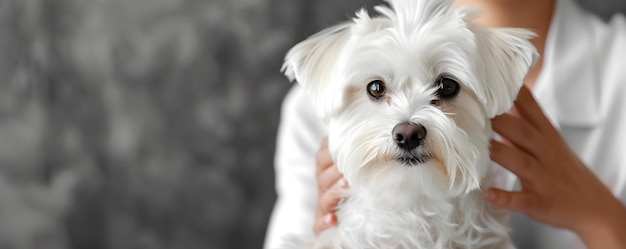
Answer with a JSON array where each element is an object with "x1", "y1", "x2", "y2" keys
[{"x1": 0, "y1": 0, "x2": 622, "y2": 249}]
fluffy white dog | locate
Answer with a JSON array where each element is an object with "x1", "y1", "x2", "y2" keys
[{"x1": 281, "y1": 0, "x2": 537, "y2": 248}]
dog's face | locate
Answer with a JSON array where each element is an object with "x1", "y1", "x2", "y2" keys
[{"x1": 283, "y1": 0, "x2": 537, "y2": 200}]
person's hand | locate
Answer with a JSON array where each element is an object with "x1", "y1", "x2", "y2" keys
[
  {"x1": 313, "y1": 137, "x2": 348, "y2": 234},
  {"x1": 486, "y1": 86, "x2": 626, "y2": 249}
]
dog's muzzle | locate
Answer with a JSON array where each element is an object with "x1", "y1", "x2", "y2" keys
[
  {"x1": 393, "y1": 122, "x2": 430, "y2": 166},
  {"x1": 392, "y1": 122, "x2": 426, "y2": 151}
]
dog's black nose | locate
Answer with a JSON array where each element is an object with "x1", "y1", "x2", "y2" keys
[{"x1": 392, "y1": 122, "x2": 426, "y2": 151}]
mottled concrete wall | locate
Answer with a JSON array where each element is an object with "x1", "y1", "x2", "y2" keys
[{"x1": 0, "y1": 1, "x2": 622, "y2": 249}]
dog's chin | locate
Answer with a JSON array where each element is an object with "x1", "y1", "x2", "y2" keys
[{"x1": 396, "y1": 153, "x2": 431, "y2": 166}]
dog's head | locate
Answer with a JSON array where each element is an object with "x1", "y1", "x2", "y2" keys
[{"x1": 283, "y1": 0, "x2": 537, "y2": 200}]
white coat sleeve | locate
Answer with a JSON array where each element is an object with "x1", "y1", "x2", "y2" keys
[{"x1": 264, "y1": 84, "x2": 327, "y2": 249}]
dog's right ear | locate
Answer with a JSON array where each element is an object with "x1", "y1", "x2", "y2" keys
[{"x1": 282, "y1": 23, "x2": 352, "y2": 119}]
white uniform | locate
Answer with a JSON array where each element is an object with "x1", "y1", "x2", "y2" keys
[{"x1": 264, "y1": 0, "x2": 626, "y2": 248}]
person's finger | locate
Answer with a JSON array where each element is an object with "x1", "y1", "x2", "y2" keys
[
  {"x1": 314, "y1": 213, "x2": 337, "y2": 234},
  {"x1": 513, "y1": 86, "x2": 555, "y2": 134},
  {"x1": 316, "y1": 138, "x2": 334, "y2": 175},
  {"x1": 492, "y1": 113, "x2": 547, "y2": 158},
  {"x1": 314, "y1": 186, "x2": 343, "y2": 233},
  {"x1": 490, "y1": 140, "x2": 539, "y2": 181},
  {"x1": 317, "y1": 166, "x2": 345, "y2": 193},
  {"x1": 484, "y1": 188, "x2": 540, "y2": 213},
  {"x1": 317, "y1": 183, "x2": 343, "y2": 214}
]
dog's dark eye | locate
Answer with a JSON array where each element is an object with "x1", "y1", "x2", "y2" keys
[
  {"x1": 367, "y1": 80, "x2": 386, "y2": 99},
  {"x1": 435, "y1": 76, "x2": 460, "y2": 99}
]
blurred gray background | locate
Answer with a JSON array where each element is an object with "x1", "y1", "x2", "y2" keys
[{"x1": 0, "y1": 0, "x2": 623, "y2": 249}]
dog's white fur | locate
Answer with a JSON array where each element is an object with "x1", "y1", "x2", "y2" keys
[{"x1": 281, "y1": 0, "x2": 537, "y2": 248}]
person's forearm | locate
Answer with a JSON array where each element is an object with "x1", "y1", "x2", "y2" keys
[{"x1": 577, "y1": 202, "x2": 626, "y2": 249}]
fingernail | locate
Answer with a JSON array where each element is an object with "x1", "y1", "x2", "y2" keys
[
  {"x1": 338, "y1": 178, "x2": 349, "y2": 188},
  {"x1": 484, "y1": 190, "x2": 497, "y2": 202},
  {"x1": 324, "y1": 213, "x2": 336, "y2": 225}
]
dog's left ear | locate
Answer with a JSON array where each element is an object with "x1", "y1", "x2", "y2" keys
[
  {"x1": 282, "y1": 23, "x2": 352, "y2": 119},
  {"x1": 470, "y1": 25, "x2": 539, "y2": 117}
]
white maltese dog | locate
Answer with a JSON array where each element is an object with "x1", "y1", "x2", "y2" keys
[{"x1": 280, "y1": 0, "x2": 537, "y2": 248}]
